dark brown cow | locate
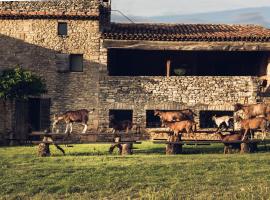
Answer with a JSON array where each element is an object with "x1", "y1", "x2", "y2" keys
[
  {"x1": 154, "y1": 109, "x2": 196, "y2": 126},
  {"x1": 234, "y1": 103, "x2": 270, "y2": 119},
  {"x1": 109, "y1": 115, "x2": 132, "y2": 133},
  {"x1": 108, "y1": 115, "x2": 133, "y2": 154},
  {"x1": 52, "y1": 109, "x2": 95, "y2": 134},
  {"x1": 216, "y1": 132, "x2": 243, "y2": 154}
]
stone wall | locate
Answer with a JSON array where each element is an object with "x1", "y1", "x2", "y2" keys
[
  {"x1": 99, "y1": 76, "x2": 259, "y2": 128},
  {"x1": 0, "y1": 18, "x2": 101, "y2": 132}
]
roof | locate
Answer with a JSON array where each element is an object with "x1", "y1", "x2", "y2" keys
[
  {"x1": 0, "y1": 0, "x2": 100, "y2": 19},
  {"x1": 103, "y1": 23, "x2": 270, "y2": 42},
  {"x1": 0, "y1": 11, "x2": 99, "y2": 20}
]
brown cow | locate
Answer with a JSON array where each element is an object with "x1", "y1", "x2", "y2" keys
[
  {"x1": 235, "y1": 115, "x2": 268, "y2": 141},
  {"x1": 234, "y1": 103, "x2": 270, "y2": 119},
  {"x1": 163, "y1": 120, "x2": 196, "y2": 138},
  {"x1": 52, "y1": 109, "x2": 95, "y2": 134},
  {"x1": 216, "y1": 132, "x2": 243, "y2": 154},
  {"x1": 154, "y1": 109, "x2": 196, "y2": 126}
]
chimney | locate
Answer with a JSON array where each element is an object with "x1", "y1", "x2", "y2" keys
[{"x1": 99, "y1": 0, "x2": 111, "y2": 31}]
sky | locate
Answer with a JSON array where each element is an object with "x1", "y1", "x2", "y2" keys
[{"x1": 112, "y1": 0, "x2": 270, "y2": 16}]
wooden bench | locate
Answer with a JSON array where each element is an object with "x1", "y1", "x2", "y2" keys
[
  {"x1": 33, "y1": 133, "x2": 142, "y2": 157},
  {"x1": 153, "y1": 138, "x2": 270, "y2": 154}
]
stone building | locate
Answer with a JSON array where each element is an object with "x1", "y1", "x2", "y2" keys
[{"x1": 0, "y1": 0, "x2": 270, "y2": 142}]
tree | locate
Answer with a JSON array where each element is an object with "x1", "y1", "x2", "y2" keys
[
  {"x1": 0, "y1": 67, "x2": 47, "y2": 141},
  {"x1": 0, "y1": 67, "x2": 47, "y2": 100}
]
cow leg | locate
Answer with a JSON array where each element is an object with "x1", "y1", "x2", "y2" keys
[
  {"x1": 52, "y1": 121, "x2": 57, "y2": 132},
  {"x1": 125, "y1": 127, "x2": 129, "y2": 133},
  {"x1": 192, "y1": 129, "x2": 197, "y2": 141},
  {"x1": 249, "y1": 130, "x2": 254, "y2": 140},
  {"x1": 64, "y1": 123, "x2": 70, "y2": 134},
  {"x1": 216, "y1": 125, "x2": 220, "y2": 132},
  {"x1": 261, "y1": 129, "x2": 266, "y2": 141},
  {"x1": 225, "y1": 121, "x2": 230, "y2": 130},
  {"x1": 82, "y1": 123, "x2": 88, "y2": 134},
  {"x1": 242, "y1": 129, "x2": 249, "y2": 141},
  {"x1": 69, "y1": 123, "x2": 73, "y2": 133}
]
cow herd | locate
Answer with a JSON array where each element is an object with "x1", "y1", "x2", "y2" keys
[{"x1": 51, "y1": 102, "x2": 270, "y2": 141}]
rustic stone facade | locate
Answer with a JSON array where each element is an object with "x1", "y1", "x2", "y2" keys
[
  {"x1": 98, "y1": 76, "x2": 260, "y2": 128},
  {"x1": 0, "y1": 0, "x2": 270, "y2": 142},
  {"x1": 0, "y1": 0, "x2": 107, "y2": 138},
  {"x1": 0, "y1": 18, "x2": 101, "y2": 126}
]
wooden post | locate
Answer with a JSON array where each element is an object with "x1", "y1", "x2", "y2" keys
[
  {"x1": 166, "y1": 135, "x2": 182, "y2": 155},
  {"x1": 38, "y1": 136, "x2": 53, "y2": 157},
  {"x1": 240, "y1": 143, "x2": 250, "y2": 154},
  {"x1": 109, "y1": 143, "x2": 122, "y2": 154},
  {"x1": 166, "y1": 60, "x2": 171, "y2": 77},
  {"x1": 38, "y1": 142, "x2": 51, "y2": 157},
  {"x1": 37, "y1": 135, "x2": 65, "y2": 157},
  {"x1": 122, "y1": 143, "x2": 133, "y2": 155}
]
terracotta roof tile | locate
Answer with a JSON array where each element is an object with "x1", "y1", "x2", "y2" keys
[{"x1": 103, "y1": 23, "x2": 270, "y2": 42}]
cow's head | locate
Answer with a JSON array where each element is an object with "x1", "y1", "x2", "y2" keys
[
  {"x1": 89, "y1": 108, "x2": 95, "y2": 113},
  {"x1": 154, "y1": 110, "x2": 161, "y2": 116},
  {"x1": 234, "y1": 115, "x2": 242, "y2": 122},
  {"x1": 52, "y1": 114, "x2": 65, "y2": 132},
  {"x1": 234, "y1": 103, "x2": 244, "y2": 112}
]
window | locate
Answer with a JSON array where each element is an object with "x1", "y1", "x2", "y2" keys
[
  {"x1": 58, "y1": 22, "x2": 67, "y2": 36},
  {"x1": 108, "y1": 49, "x2": 268, "y2": 76},
  {"x1": 146, "y1": 110, "x2": 162, "y2": 128},
  {"x1": 199, "y1": 110, "x2": 234, "y2": 129},
  {"x1": 109, "y1": 110, "x2": 133, "y2": 128},
  {"x1": 70, "y1": 54, "x2": 83, "y2": 72}
]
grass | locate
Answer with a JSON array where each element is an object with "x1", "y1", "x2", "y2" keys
[{"x1": 0, "y1": 142, "x2": 270, "y2": 200}]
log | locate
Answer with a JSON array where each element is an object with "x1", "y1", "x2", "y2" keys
[
  {"x1": 223, "y1": 143, "x2": 241, "y2": 154},
  {"x1": 37, "y1": 135, "x2": 65, "y2": 157},
  {"x1": 109, "y1": 144, "x2": 123, "y2": 155},
  {"x1": 122, "y1": 143, "x2": 133, "y2": 155},
  {"x1": 166, "y1": 135, "x2": 182, "y2": 155},
  {"x1": 166, "y1": 143, "x2": 182, "y2": 155},
  {"x1": 38, "y1": 143, "x2": 51, "y2": 157},
  {"x1": 240, "y1": 143, "x2": 250, "y2": 154}
]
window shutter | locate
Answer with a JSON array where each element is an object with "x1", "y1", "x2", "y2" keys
[{"x1": 55, "y1": 54, "x2": 70, "y2": 72}]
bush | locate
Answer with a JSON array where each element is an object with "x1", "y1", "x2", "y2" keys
[{"x1": 0, "y1": 67, "x2": 47, "y2": 100}]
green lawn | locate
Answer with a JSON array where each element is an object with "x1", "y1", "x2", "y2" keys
[{"x1": 0, "y1": 142, "x2": 270, "y2": 200}]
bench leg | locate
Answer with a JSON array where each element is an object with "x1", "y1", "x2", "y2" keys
[
  {"x1": 109, "y1": 144, "x2": 122, "y2": 155},
  {"x1": 38, "y1": 143, "x2": 51, "y2": 157},
  {"x1": 241, "y1": 143, "x2": 250, "y2": 154},
  {"x1": 166, "y1": 143, "x2": 182, "y2": 155},
  {"x1": 122, "y1": 143, "x2": 133, "y2": 155}
]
